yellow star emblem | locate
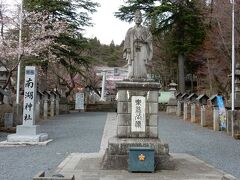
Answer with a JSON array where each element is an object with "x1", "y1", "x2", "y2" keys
[{"x1": 138, "y1": 153, "x2": 145, "y2": 161}]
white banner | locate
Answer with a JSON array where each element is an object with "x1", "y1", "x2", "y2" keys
[
  {"x1": 75, "y1": 93, "x2": 84, "y2": 110},
  {"x1": 131, "y1": 96, "x2": 146, "y2": 132}
]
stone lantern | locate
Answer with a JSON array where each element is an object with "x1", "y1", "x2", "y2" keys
[
  {"x1": 166, "y1": 81, "x2": 178, "y2": 114},
  {"x1": 169, "y1": 80, "x2": 178, "y2": 91}
]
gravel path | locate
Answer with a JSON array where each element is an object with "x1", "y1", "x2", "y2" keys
[
  {"x1": 0, "y1": 112, "x2": 107, "y2": 180},
  {"x1": 158, "y1": 112, "x2": 240, "y2": 179}
]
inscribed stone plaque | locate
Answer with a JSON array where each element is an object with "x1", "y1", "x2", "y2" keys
[
  {"x1": 131, "y1": 96, "x2": 146, "y2": 132},
  {"x1": 22, "y1": 66, "x2": 37, "y2": 126},
  {"x1": 75, "y1": 93, "x2": 84, "y2": 110}
]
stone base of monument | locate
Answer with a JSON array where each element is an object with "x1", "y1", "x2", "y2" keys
[
  {"x1": 101, "y1": 80, "x2": 175, "y2": 171},
  {"x1": 101, "y1": 137, "x2": 175, "y2": 170},
  {"x1": 7, "y1": 125, "x2": 48, "y2": 143}
]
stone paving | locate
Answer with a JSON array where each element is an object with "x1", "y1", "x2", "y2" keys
[
  {"x1": 0, "y1": 111, "x2": 240, "y2": 179},
  {"x1": 53, "y1": 112, "x2": 238, "y2": 180},
  {"x1": 0, "y1": 112, "x2": 107, "y2": 180},
  {"x1": 55, "y1": 152, "x2": 235, "y2": 180},
  {"x1": 158, "y1": 113, "x2": 240, "y2": 178}
]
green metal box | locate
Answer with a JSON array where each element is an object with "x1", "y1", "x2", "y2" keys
[{"x1": 128, "y1": 147, "x2": 155, "y2": 172}]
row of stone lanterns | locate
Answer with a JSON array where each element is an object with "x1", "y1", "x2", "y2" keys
[
  {"x1": 168, "y1": 91, "x2": 240, "y2": 138},
  {"x1": 36, "y1": 90, "x2": 60, "y2": 121}
]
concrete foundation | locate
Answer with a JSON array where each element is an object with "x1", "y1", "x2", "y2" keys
[
  {"x1": 101, "y1": 137, "x2": 174, "y2": 170},
  {"x1": 7, "y1": 125, "x2": 48, "y2": 142}
]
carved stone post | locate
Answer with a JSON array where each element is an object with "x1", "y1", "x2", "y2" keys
[
  {"x1": 176, "y1": 93, "x2": 182, "y2": 116},
  {"x1": 196, "y1": 94, "x2": 209, "y2": 127},
  {"x1": 187, "y1": 93, "x2": 198, "y2": 123},
  {"x1": 50, "y1": 91, "x2": 56, "y2": 117},
  {"x1": 43, "y1": 91, "x2": 50, "y2": 119},
  {"x1": 210, "y1": 95, "x2": 219, "y2": 131},
  {"x1": 181, "y1": 93, "x2": 189, "y2": 121},
  {"x1": 7, "y1": 66, "x2": 48, "y2": 142},
  {"x1": 55, "y1": 92, "x2": 60, "y2": 115}
]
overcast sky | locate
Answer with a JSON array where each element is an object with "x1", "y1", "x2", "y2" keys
[
  {"x1": 5, "y1": 0, "x2": 133, "y2": 45},
  {"x1": 84, "y1": 0, "x2": 133, "y2": 45}
]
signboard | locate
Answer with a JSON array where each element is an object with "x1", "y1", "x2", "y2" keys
[
  {"x1": 131, "y1": 96, "x2": 146, "y2": 132},
  {"x1": 75, "y1": 93, "x2": 84, "y2": 110},
  {"x1": 23, "y1": 66, "x2": 37, "y2": 126}
]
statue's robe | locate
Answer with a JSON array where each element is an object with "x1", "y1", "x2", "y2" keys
[{"x1": 123, "y1": 25, "x2": 153, "y2": 79}]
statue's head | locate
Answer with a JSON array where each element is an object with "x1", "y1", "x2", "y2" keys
[{"x1": 134, "y1": 10, "x2": 142, "y2": 25}]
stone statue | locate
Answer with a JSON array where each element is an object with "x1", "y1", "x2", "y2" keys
[{"x1": 123, "y1": 10, "x2": 153, "y2": 79}]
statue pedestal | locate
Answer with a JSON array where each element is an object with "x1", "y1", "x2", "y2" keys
[{"x1": 101, "y1": 81, "x2": 174, "y2": 170}]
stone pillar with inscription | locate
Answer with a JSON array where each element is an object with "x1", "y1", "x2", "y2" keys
[
  {"x1": 102, "y1": 81, "x2": 174, "y2": 170},
  {"x1": 7, "y1": 66, "x2": 48, "y2": 142}
]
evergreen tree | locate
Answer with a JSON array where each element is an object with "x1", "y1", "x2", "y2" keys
[
  {"x1": 22, "y1": 0, "x2": 99, "y2": 93},
  {"x1": 116, "y1": 0, "x2": 205, "y2": 92}
]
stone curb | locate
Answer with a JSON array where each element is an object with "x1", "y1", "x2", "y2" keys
[{"x1": 0, "y1": 139, "x2": 52, "y2": 147}]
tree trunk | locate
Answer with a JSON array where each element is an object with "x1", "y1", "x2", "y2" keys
[
  {"x1": 40, "y1": 63, "x2": 48, "y2": 91},
  {"x1": 178, "y1": 54, "x2": 185, "y2": 93}
]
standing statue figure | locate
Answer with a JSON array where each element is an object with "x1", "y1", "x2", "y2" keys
[{"x1": 123, "y1": 10, "x2": 153, "y2": 79}]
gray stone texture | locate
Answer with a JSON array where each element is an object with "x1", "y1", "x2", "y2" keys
[
  {"x1": 117, "y1": 114, "x2": 131, "y2": 126},
  {"x1": 149, "y1": 114, "x2": 158, "y2": 126},
  {"x1": 201, "y1": 106, "x2": 207, "y2": 127},
  {"x1": 183, "y1": 103, "x2": 188, "y2": 120},
  {"x1": 147, "y1": 91, "x2": 159, "y2": 102},
  {"x1": 7, "y1": 133, "x2": 48, "y2": 142},
  {"x1": 176, "y1": 101, "x2": 182, "y2": 116},
  {"x1": 7, "y1": 125, "x2": 48, "y2": 142},
  {"x1": 117, "y1": 102, "x2": 129, "y2": 114},
  {"x1": 149, "y1": 102, "x2": 158, "y2": 114},
  {"x1": 226, "y1": 110, "x2": 240, "y2": 137},
  {"x1": 190, "y1": 104, "x2": 196, "y2": 123},
  {"x1": 16, "y1": 125, "x2": 40, "y2": 135},
  {"x1": 116, "y1": 81, "x2": 161, "y2": 138},
  {"x1": 101, "y1": 137, "x2": 174, "y2": 170},
  {"x1": 166, "y1": 98, "x2": 177, "y2": 114},
  {"x1": 117, "y1": 90, "x2": 128, "y2": 102},
  {"x1": 102, "y1": 81, "x2": 173, "y2": 171}
]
